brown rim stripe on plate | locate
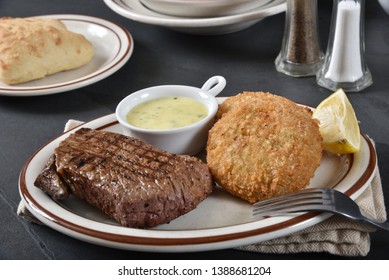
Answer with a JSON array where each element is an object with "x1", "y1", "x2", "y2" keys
[
  {"x1": 22, "y1": 187, "x2": 321, "y2": 246},
  {"x1": 344, "y1": 133, "x2": 377, "y2": 197}
]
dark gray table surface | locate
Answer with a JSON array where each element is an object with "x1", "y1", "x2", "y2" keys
[{"x1": 1, "y1": 0, "x2": 388, "y2": 259}]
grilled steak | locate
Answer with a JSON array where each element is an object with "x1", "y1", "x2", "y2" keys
[{"x1": 34, "y1": 128, "x2": 214, "y2": 228}]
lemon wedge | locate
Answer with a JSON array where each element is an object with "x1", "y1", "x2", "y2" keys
[{"x1": 312, "y1": 88, "x2": 361, "y2": 154}]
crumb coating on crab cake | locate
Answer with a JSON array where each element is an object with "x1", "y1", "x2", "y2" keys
[{"x1": 206, "y1": 92, "x2": 323, "y2": 204}]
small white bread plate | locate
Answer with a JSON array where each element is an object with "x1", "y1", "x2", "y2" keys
[
  {"x1": 19, "y1": 100, "x2": 377, "y2": 252},
  {"x1": 0, "y1": 14, "x2": 134, "y2": 97},
  {"x1": 103, "y1": 0, "x2": 286, "y2": 35}
]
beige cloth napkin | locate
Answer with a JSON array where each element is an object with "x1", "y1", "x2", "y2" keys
[{"x1": 18, "y1": 120, "x2": 387, "y2": 257}]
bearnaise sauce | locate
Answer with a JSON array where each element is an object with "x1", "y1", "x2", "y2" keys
[{"x1": 126, "y1": 97, "x2": 208, "y2": 130}]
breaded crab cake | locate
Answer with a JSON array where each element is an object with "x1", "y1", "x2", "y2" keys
[{"x1": 207, "y1": 92, "x2": 323, "y2": 204}]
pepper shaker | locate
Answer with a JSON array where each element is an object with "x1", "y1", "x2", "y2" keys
[
  {"x1": 275, "y1": 0, "x2": 323, "y2": 77},
  {"x1": 316, "y1": 0, "x2": 372, "y2": 92}
]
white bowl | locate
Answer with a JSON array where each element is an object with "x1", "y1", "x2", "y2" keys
[
  {"x1": 116, "y1": 75, "x2": 226, "y2": 155},
  {"x1": 140, "y1": 0, "x2": 272, "y2": 18}
]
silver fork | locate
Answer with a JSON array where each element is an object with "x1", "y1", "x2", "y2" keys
[{"x1": 253, "y1": 188, "x2": 389, "y2": 231}]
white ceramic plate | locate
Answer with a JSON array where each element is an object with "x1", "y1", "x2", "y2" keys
[
  {"x1": 0, "y1": 14, "x2": 134, "y2": 97},
  {"x1": 18, "y1": 99, "x2": 377, "y2": 252},
  {"x1": 103, "y1": 0, "x2": 286, "y2": 35},
  {"x1": 139, "y1": 0, "x2": 272, "y2": 18}
]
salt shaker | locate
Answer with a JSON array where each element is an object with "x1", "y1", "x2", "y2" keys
[
  {"x1": 317, "y1": 0, "x2": 372, "y2": 92},
  {"x1": 275, "y1": 0, "x2": 323, "y2": 77}
]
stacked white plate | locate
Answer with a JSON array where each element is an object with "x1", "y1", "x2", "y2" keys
[
  {"x1": 103, "y1": 0, "x2": 286, "y2": 35},
  {"x1": 140, "y1": 0, "x2": 273, "y2": 17}
]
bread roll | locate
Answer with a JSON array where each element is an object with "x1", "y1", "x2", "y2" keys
[{"x1": 0, "y1": 17, "x2": 94, "y2": 85}]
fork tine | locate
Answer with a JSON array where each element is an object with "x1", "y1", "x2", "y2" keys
[
  {"x1": 252, "y1": 188, "x2": 332, "y2": 217},
  {"x1": 253, "y1": 188, "x2": 325, "y2": 208},
  {"x1": 253, "y1": 199, "x2": 325, "y2": 216}
]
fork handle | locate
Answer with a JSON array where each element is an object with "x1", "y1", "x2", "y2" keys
[{"x1": 361, "y1": 216, "x2": 389, "y2": 231}]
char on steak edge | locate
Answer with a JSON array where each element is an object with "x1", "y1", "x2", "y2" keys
[{"x1": 34, "y1": 128, "x2": 214, "y2": 229}]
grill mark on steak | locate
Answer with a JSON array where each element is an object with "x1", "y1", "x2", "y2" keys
[
  {"x1": 63, "y1": 131, "x2": 174, "y2": 180},
  {"x1": 34, "y1": 128, "x2": 214, "y2": 228}
]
